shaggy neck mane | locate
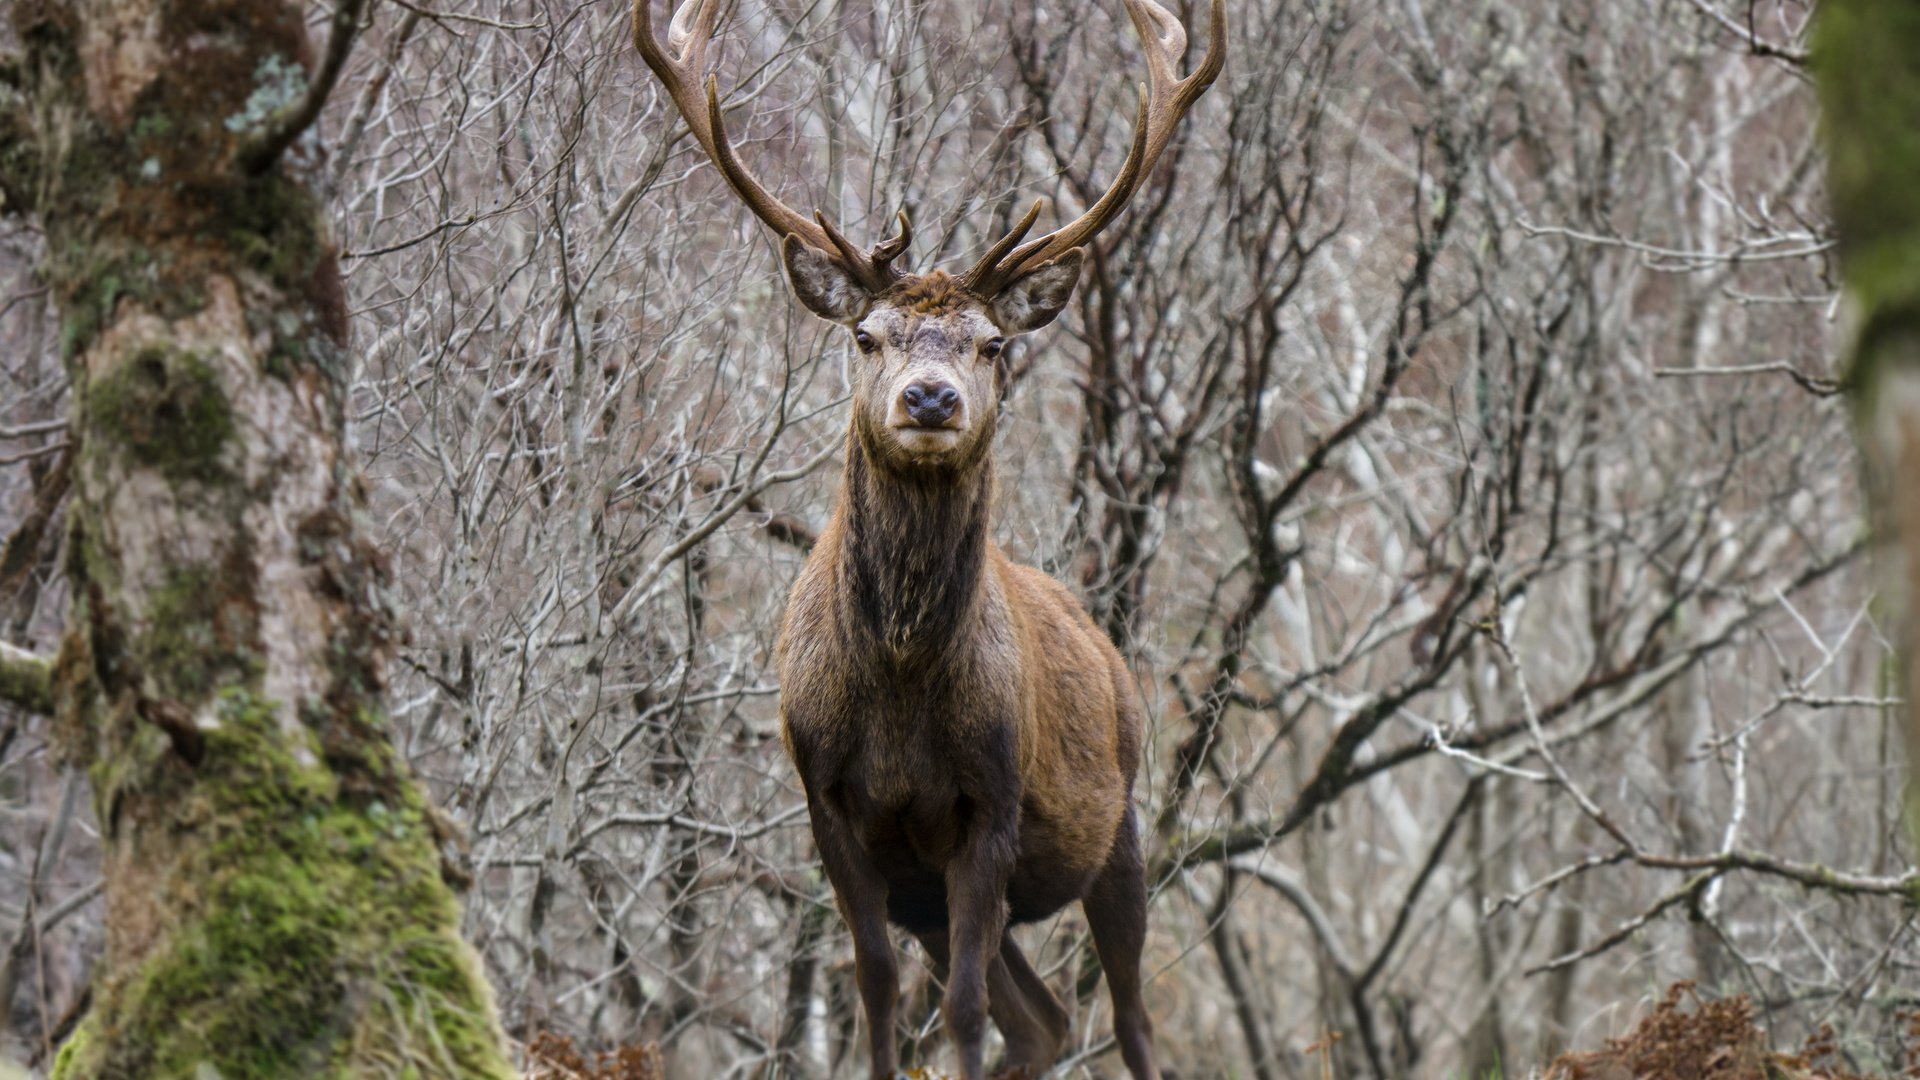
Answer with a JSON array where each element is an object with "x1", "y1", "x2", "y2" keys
[{"x1": 838, "y1": 424, "x2": 994, "y2": 658}]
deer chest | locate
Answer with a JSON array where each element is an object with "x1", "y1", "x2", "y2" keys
[{"x1": 796, "y1": 692, "x2": 1019, "y2": 861}]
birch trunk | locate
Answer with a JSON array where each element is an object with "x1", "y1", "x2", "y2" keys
[{"x1": 1, "y1": 0, "x2": 514, "y2": 1074}]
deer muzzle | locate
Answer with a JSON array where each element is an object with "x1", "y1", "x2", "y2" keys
[{"x1": 901, "y1": 381, "x2": 962, "y2": 428}]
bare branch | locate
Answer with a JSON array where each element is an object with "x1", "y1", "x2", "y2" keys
[
  {"x1": 235, "y1": 0, "x2": 370, "y2": 172},
  {"x1": 1684, "y1": 0, "x2": 1811, "y2": 67}
]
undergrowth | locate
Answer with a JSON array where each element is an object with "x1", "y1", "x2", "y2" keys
[
  {"x1": 524, "y1": 1032, "x2": 665, "y2": 1080},
  {"x1": 1545, "y1": 981, "x2": 1920, "y2": 1080}
]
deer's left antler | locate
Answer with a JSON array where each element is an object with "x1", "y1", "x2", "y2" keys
[{"x1": 961, "y1": 0, "x2": 1227, "y2": 296}]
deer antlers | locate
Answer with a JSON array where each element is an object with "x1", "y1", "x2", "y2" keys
[
  {"x1": 963, "y1": 0, "x2": 1227, "y2": 296},
  {"x1": 632, "y1": 0, "x2": 1225, "y2": 297}
]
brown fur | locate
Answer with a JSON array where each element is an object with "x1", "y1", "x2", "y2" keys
[
  {"x1": 639, "y1": 0, "x2": 1223, "y2": 1067},
  {"x1": 777, "y1": 288, "x2": 1159, "y2": 1080},
  {"x1": 885, "y1": 269, "x2": 973, "y2": 316}
]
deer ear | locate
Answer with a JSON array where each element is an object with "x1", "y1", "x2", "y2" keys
[
  {"x1": 991, "y1": 249, "x2": 1084, "y2": 333},
  {"x1": 783, "y1": 237, "x2": 874, "y2": 325}
]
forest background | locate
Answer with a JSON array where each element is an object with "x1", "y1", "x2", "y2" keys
[{"x1": 1, "y1": 0, "x2": 1900, "y2": 1077}]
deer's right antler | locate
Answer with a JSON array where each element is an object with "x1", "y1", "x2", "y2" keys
[{"x1": 632, "y1": 0, "x2": 911, "y2": 292}]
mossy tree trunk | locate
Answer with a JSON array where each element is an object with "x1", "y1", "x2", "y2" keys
[
  {"x1": 1819, "y1": 3, "x2": 1920, "y2": 846},
  {"x1": 0, "y1": 0, "x2": 514, "y2": 1075}
]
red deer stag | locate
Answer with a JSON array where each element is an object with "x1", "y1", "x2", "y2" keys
[{"x1": 633, "y1": 2, "x2": 1223, "y2": 1077}]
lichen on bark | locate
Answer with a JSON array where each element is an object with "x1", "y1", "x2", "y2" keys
[{"x1": 6, "y1": 0, "x2": 515, "y2": 1074}]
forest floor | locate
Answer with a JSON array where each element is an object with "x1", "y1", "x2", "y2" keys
[
  {"x1": 519, "y1": 981, "x2": 1918, "y2": 1079},
  {"x1": 1539, "y1": 981, "x2": 1915, "y2": 1080}
]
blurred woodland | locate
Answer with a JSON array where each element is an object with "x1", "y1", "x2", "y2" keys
[{"x1": 4, "y1": 0, "x2": 1909, "y2": 1077}]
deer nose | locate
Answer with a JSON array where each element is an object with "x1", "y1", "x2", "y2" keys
[{"x1": 902, "y1": 381, "x2": 960, "y2": 427}]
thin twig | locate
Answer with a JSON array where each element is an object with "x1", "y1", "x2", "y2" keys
[
  {"x1": 0, "y1": 441, "x2": 66, "y2": 467},
  {"x1": 1683, "y1": 0, "x2": 1811, "y2": 66},
  {"x1": 0, "y1": 417, "x2": 65, "y2": 440},
  {"x1": 1655, "y1": 362, "x2": 1840, "y2": 397}
]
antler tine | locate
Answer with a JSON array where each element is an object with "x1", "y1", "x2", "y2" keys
[
  {"x1": 808, "y1": 207, "x2": 911, "y2": 291},
  {"x1": 633, "y1": 0, "x2": 724, "y2": 141},
  {"x1": 665, "y1": 0, "x2": 716, "y2": 59},
  {"x1": 970, "y1": 198, "x2": 1047, "y2": 281},
  {"x1": 870, "y1": 210, "x2": 915, "y2": 276},
  {"x1": 633, "y1": 0, "x2": 905, "y2": 290},
  {"x1": 963, "y1": 0, "x2": 1226, "y2": 297},
  {"x1": 813, "y1": 210, "x2": 868, "y2": 269}
]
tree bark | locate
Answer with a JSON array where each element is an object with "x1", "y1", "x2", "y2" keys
[
  {"x1": 0, "y1": 642, "x2": 50, "y2": 715},
  {"x1": 3, "y1": 0, "x2": 514, "y2": 1074},
  {"x1": 1820, "y1": 2, "x2": 1920, "y2": 848}
]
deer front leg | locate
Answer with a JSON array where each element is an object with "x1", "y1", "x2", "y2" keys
[
  {"x1": 944, "y1": 807, "x2": 1018, "y2": 1080},
  {"x1": 1086, "y1": 811, "x2": 1160, "y2": 1080},
  {"x1": 809, "y1": 795, "x2": 902, "y2": 1079}
]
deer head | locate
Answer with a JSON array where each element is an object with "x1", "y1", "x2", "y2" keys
[{"x1": 633, "y1": 0, "x2": 1225, "y2": 473}]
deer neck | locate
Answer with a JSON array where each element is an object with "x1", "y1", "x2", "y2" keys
[{"x1": 838, "y1": 426, "x2": 995, "y2": 659}]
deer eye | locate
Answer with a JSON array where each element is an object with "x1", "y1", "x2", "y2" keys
[
  {"x1": 853, "y1": 329, "x2": 878, "y2": 354},
  {"x1": 981, "y1": 337, "x2": 1006, "y2": 359}
]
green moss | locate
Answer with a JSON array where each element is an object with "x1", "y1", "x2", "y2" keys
[
  {"x1": 136, "y1": 563, "x2": 260, "y2": 703},
  {"x1": 50, "y1": 1025, "x2": 87, "y2": 1076},
  {"x1": 0, "y1": 643, "x2": 51, "y2": 715},
  {"x1": 132, "y1": 113, "x2": 174, "y2": 141},
  {"x1": 50, "y1": 624, "x2": 99, "y2": 768},
  {"x1": 60, "y1": 266, "x2": 123, "y2": 361},
  {"x1": 42, "y1": 41, "x2": 340, "y2": 376},
  {"x1": 55, "y1": 690, "x2": 513, "y2": 1080},
  {"x1": 50, "y1": 91, "x2": 326, "y2": 368},
  {"x1": 226, "y1": 174, "x2": 324, "y2": 292},
  {"x1": 227, "y1": 176, "x2": 337, "y2": 382},
  {"x1": 85, "y1": 716, "x2": 176, "y2": 838},
  {"x1": 85, "y1": 345, "x2": 234, "y2": 484},
  {"x1": 1817, "y1": 0, "x2": 1920, "y2": 404},
  {"x1": 70, "y1": 509, "x2": 120, "y2": 600},
  {"x1": 253, "y1": 304, "x2": 322, "y2": 382}
]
